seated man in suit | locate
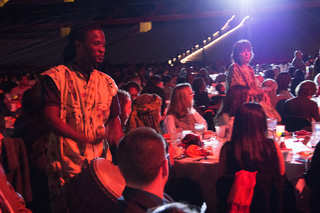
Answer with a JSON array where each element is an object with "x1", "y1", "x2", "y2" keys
[{"x1": 117, "y1": 127, "x2": 173, "y2": 213}]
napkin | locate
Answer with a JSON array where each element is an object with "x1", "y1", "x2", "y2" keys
[
  {"x1": 181, "y1": 133, "x2": 203, "y2": 148},
  {"x1": 294, "y1": 130, "x2": 312, "y2": 136},
  {"x1": 227, "y1": 170, "x2": 257, "y2": 213},
  {"x1": 185, "y1": 145, "x2": 209, "y2": 158}
]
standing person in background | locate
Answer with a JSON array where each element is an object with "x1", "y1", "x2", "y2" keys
[
  {"x1": 292, "y1": 50, "x2": 306, "y2": 74},
  {"x1": 40, "y1": 22, "x2": 122, "y2": 213},
  {"x1": 226, "y1": 40, "x2": 262, "y2": 97}
]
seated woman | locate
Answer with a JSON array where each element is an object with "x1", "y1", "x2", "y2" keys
[
  {"x1": 117, "y1": 89, "x2": 132, "y2": 129},
  {"x1": 214, "y1": 85, "x2": 249, "y2": 140},
  {"x1": 218, "y1": 102, "x2": 285, "y2": 177},
  {"x1": 125, "y1": 93, "x2": 162, "y2": 133},
  {"x1": 162, "y1": 83, "x2": 207, "y2": 134},
  {"x1": 141, "y1": 75, "x2": 166, "y2": 117},
  {"x1": 198, "y1": 68, "x2": 214, "y2": 87},
  {"x1": 276, "y1": 71, "x2": 294, "y2": 99},
  {"x1": 217, "y1": 103, "x2": 286, "y2": 212},
  {"x1": 192, "y1": 77, "x2": 211, "y2": 110}
]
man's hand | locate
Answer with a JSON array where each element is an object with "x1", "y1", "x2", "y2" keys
[
  {"x1": 87, "y1": 136, "x2": 106, "y2": 145},
  {"x1": 45, "y1": 105, "x2": 90, "y2": 145}
]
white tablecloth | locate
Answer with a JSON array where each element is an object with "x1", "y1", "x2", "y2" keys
[{"x1": 172, "y1": 137, "x2": 313, "y2": 213}]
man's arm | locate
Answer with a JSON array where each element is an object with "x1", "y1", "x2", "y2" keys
[
  {"x1": 45, "y1": 105, "x2": 105, "y2": 145},
  {"x1": 105, "y1": 94, "x2": 123, "y2": 146},
  {"x1": 106, "y1": 116, "x2": 123, "y2": 146}
]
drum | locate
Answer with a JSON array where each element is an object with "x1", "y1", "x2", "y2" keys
[{"x1": 65, "y1": 158, "x2": 126, "y2": 213}]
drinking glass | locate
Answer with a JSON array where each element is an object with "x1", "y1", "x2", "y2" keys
[
  {"x1": 267, "y1": 118, "x2": 277, "y2": 139},
  {"x1": 170, "y1": 132, "x2": 181, "y2": 147},
  {"x1": 276, "y1": 125, "x2": 285, "y2": 137},
  {"x1": 194, "y1": 123, "x2": 206, "y2": 140}
]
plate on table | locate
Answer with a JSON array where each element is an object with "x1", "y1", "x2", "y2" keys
[{"x1": 295, "y1": 151, "x2": 313, "y2": 162}]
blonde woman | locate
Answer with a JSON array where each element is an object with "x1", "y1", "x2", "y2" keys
[{"x1": 162, "y1": 83, "x2": 207, "y2": 134}]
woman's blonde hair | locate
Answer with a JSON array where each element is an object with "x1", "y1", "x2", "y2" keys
[{"x1": 167, "y1": 83, "x2": 192, "y2": 118}]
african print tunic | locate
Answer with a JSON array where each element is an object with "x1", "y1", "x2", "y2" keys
[
  {"x1": 43, "y1": 65, "x2": 117, "y2": 212},
  {"x1": 43, "y1": 65, "x2": 117, "y2": 176}
]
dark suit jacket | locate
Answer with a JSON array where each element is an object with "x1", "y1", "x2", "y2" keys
[{"x1": 118, "y1": 186, "x2": 173, "y2": 213}]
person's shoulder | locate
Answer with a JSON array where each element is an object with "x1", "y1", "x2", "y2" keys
[
  {"x1": 95, "y1": 70, "x2": 117, "y2": 82},
  {"x1": 164, "y1": 115, "x2": 175, "y2": 122},
  {"x1": 285, "y1": 96, "x2": 296, "y2": 102},
  {"x1": 11, "y1": 86, "x2": 19, "y2": 92},
  {"x1": 220, "y1": 141, "x2": 233, "y2": 154},
  {"x1": 94, "y1": 70, "x2": 110, "y2": 77},
  {"x1": 277, "y1": 94, "x2": 287, "y2": 100},
  {"x1": 230, "y1": 62, "x2": 241, "y2": 68},
  {"x1": 227, "y1": 63, "x2": 241, "y2": 74},
  {"x1": 42, "y1": 65, "x2": 68, "y2": 76},
  {"x1": 117, "y1": 197, "x2": 145, "y2": 213},
  {"x1": 223, "y1": 141, "x2": 233, "y2": 147}
]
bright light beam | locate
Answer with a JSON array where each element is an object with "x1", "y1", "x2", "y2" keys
[
  {"x1": 181, "y1": 15, "x2": 250, "y2": 63},
  {"x1": 221, "y1": 15, "x2": 235, "y2": 32}
]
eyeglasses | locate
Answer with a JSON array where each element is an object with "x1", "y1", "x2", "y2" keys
[{"x1": 164, "y1": 140, "x2": 172, "y2": 168}]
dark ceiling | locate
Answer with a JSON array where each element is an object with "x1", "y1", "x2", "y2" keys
[
  {"x1": 2, "y1": 0, "x2": 320, "y2": 34},
  {"x1": 1, "y1": 0, "x2": 320, "y2": 67}
]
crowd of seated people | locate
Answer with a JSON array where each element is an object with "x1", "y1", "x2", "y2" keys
[{"x1": 1, "y1": 42, "x2": 320, "y2": 213}]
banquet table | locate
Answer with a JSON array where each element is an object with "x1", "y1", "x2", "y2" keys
[{"x1": 172, "y1": 136, "x2": 314, "y2": 213}]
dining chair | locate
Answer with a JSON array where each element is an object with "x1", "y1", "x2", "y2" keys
[{"x1": 216, "y1": 172, "x2": 296, "y2": 213}]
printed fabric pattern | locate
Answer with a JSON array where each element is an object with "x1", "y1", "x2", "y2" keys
[{"x1": 43, "y1": 65, "x2": 117, "y2": 213}]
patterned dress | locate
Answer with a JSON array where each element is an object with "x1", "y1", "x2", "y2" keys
[{"x1": 226, "y1": 62, "x2": 261, "y2": 92}]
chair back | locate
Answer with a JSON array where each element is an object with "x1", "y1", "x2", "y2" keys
[
  {"x1": 282, "y1": 115, "x2": 311, "y2": 132},
  {"x1": 216, "y1": 172, "x2": 296, "y2": 213}
]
